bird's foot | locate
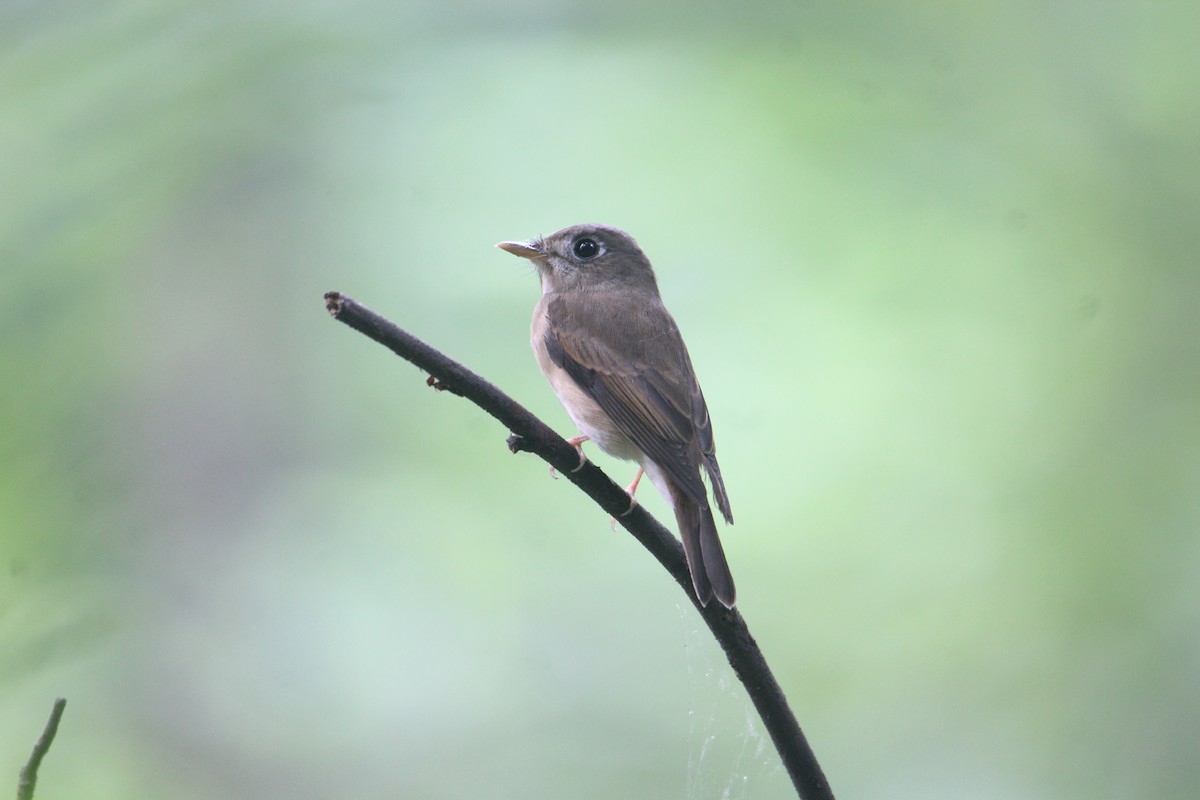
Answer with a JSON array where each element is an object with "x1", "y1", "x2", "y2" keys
[
  {"x1": 609, "y1": 467, "x2": 645, "y2": 529},
  {"x1": 566, "y1": 435, "x2": 590, "y2": 472},
  {"x1": 550, "y1": 434, "x2": 591, "y2": 479},
  {"x1": 620, "y1": 467, "x2": 644, "y2": 515}
]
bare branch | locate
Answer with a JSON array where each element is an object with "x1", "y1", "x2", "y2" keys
[
  {"x1": 325, "y1": 292, "x2": 835, "y2": 800},
  {"x1": 17, "y1": 697, "x2": 66, "y2": 800}
]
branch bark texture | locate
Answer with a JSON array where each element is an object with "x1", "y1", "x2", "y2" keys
[{"x1": 325, "y1": 291, "x2": 835, "y2": 800}]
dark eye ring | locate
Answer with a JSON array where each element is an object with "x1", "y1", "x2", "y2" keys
[{"x1": 573, "y1": 238, "x2": 600, "y2": 259}]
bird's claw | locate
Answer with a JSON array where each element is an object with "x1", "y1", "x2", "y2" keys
[
  {"x1": 609, "y1": 467, "x2": 643, "y2": 527},
  {"x1": 566, "y1": 435, "x2": 589, "y2": 473},
  {"x1": 619, "y1": 496, "x2": 639, "y2": 517},
  {"x1": 549, "y1": 435, "x2": 590, "y2": 479}
]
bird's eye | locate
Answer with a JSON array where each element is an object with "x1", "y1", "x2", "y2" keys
[{"x1": 572, "y1": 238, "x2": 600, "y2": 259}]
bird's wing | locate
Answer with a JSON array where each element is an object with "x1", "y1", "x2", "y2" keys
[{"x1": 542, "y1": 291, "x2": 714, "y2": 507}]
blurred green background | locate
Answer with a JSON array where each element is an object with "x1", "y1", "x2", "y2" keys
[{"x1": 3, "y1": 1, "x2": 1198, "y2": 798}]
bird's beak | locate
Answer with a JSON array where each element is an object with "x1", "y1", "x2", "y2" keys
[{"x1": 495, "y1": 240, "x2": 543, "y2": 259}]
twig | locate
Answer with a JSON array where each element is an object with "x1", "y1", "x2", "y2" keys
[
  {"x1": 17, "y1": 697, "x2": 66, "y2": 800},
  {"x1": 324, "y1": 292, "x2": 835, "y2": 800}
]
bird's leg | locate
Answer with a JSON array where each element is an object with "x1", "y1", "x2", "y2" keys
[
  {"x1": 610, "y1": 467, "x2": 645, "y2": 529},
  {"x1": 622, "y1": 467, "x2": 644, "y2": 514},
  {"x1": 550, "y1": 434, "x2": 591, "y2": 479}
]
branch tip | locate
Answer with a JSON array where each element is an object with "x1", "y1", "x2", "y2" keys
[
  {"x1": 324, "y1": 291, "x2": 344, "y2": 316},
  {"x1": 17, "y1": 697, "x2": 67, "y2": 800}
]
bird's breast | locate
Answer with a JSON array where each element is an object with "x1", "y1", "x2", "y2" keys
[{"x1": 531, "y1": 308, "x2": 642, "y2": 462}]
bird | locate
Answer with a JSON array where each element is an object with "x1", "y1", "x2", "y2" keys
[{"x1": 497, "y1": 224, "x2": 736, "y2": 608}]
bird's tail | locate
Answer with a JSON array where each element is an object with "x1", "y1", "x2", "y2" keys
[{"x1": 671, "y1": 485, "x2": 736, "y2": 609}]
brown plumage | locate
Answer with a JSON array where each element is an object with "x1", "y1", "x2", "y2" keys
[{"x1": 497, "y1": 224, "x2": 736, "y2": 608}]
